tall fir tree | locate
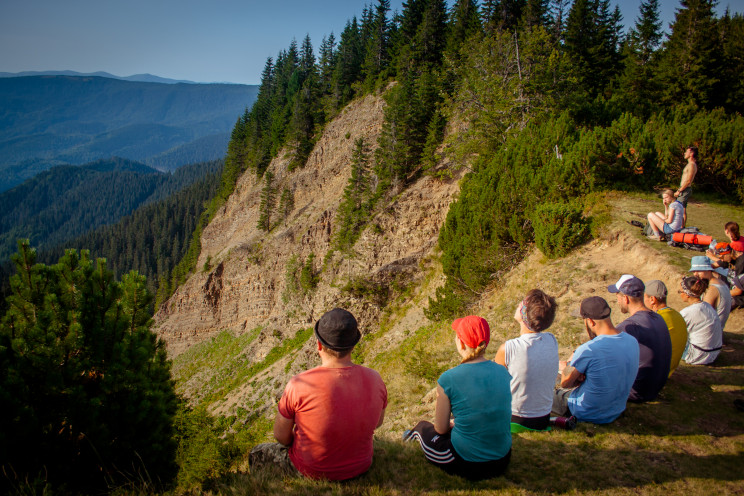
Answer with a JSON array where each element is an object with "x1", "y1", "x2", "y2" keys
[
  {"x1": 654, "y1": 0, "x2": 722, "y2": 109},
  {"x1": 446, "y1": 0, "x2": 482, "y2": 56},
  {"x1": 257, "y1": 170, "x2": 276, "y2": 232},
  {"x1": 336, "y1": 138, "x2": 372, "y2": 250},
  {"x1": 613, "y1": 0, "x2": 663, "y2": 116},
  {"x1": 362, "y1": 0, "x2": 392, "y2": 88}
]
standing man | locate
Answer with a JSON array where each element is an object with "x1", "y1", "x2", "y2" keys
[
  {"x1": 675, "y1": 145, "x2": 698, "y2": 227},
  {"x1": 609, "y1": 275, "x2": 672, "y2": 402},
  {"x1": 551, "y1": 297, "x2": 639, "y2": 424},
  {"x1": 643, "y1": 280, "x2": 687, "y2": 377},
  {"x1": 249, "y1": 308, "x2": 388, "y2": 480}
]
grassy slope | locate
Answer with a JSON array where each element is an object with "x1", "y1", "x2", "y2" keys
[{"x1": 174, "y1": 191, "x2": 744, "y2": 495}]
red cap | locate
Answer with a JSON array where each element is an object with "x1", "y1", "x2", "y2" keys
[
  {"x1": 715, "y1": 242, "x2": 732, "y2": 255},
  {"x1": 452, "y1": 316, "x2": 490, "y2": 349}
]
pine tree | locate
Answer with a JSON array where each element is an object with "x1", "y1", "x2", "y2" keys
[
  {"x1": 654, "y1": 0, "x2": 722, "y2": 109},
  {"x1": 257, "y1": 170, "x2": 276, "y2": 232},
  {"x1": 362, "y1": 0, "x2": 392, "y2": 88},
  {"x1": 482, "y1": 0, "x2": 527, "y2": 33},
  {"x1": 718, "y1": 11, "x2": 744, "y2": 113},
  {"x1": 446, "y1": 0, "x2": 482, "y2": 56},
  {"x1": 278, "y1": 186, "x2": 295, "y2": 223},
  {"x1": 336, "y1": 138, "x2": 372, "y2": 250},
  {"x1": 613, "y1": 0, "x2": 663, "y2": 116},
  {"x1": 522, "y1": 0, "x2": 550, "y2": 29},
  {"x1": 0, "y1": 242, "x2": 177, "y2": 493}
]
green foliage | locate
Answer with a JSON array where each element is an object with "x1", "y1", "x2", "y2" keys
[
  {"x1": 424, "y1": 278, "x2": 469, "y2": 321},
  {"x1": 299, "y1": 253, "x2": 319, "y2": 293},
  {"x1": 257, "y1": 170, "x2": 276, "y2": 232},
  {"x1": 341, "y1": 277, "x2": 389, "y2": 306},
  {"x1": 532, "y1": 199, "x2": 590, "y2": 258},
  {"x1": 0, "y1": 242, "x2": 177, "y2": 493},
  {"x1": 278, "y1": 186, "x2": 295, "y2": 224},
  {"x1": 335, "y1": 138, "x2": 374, "y2": 250},
  {"x1": 174, "y1": 404, "x2": 273, "y2": 491},
  {"x1": 0, "y1": 158, "x2": 221, "y2": 264}
]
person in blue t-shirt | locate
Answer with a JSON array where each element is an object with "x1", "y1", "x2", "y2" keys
[
  {"x1": 552, "y1": 297, "x2": 640, "y2": 424},
  {"x1": 405, "y1": 315, "x2": 512, "y2": 480}
]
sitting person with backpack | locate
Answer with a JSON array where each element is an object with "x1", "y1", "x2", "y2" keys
[{"x1": 646, "y1": 189, "x2": 684, "y2": 241}]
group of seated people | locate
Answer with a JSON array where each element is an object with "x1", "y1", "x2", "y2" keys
[{"x1": 248, "y1": 256, "x2": 740, "y2": 482}]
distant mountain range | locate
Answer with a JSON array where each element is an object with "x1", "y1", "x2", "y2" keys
[
  {"x1": 0, "y1": 74, "x2": 257, "y2": 191},
  {"x1": 0, "y1": 70, "x2": 198, "y2": 84}
]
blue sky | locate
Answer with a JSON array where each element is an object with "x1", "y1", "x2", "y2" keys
[{"x1": 1, "y1": 0, "x2": 742, "y2": 85}]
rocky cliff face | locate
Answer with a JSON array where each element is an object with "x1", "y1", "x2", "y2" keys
[{"x1": 154, "y1": 93, "x2": 464, "y2": 367}]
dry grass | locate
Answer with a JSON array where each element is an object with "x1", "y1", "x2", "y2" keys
[{"x1": 175, "y1": 192, "x2": 744, "y2": 495}]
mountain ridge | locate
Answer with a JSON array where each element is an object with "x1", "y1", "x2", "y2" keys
[
  {"x1": 0, "y1": 75, "x2": 257, "y2": 191},
  {"x1": 0, "y1": 70, "x2": 200, "y2": 84}
]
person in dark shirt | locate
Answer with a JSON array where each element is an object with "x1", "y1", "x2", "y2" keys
[{"x1": 608, "y1": 275, "x2": 672, "y2": 402}]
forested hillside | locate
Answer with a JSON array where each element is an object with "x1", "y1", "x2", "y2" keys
[
  {"x1": 0, "y1": 158, "x2": 222, "y2": 262},
  {"x1": 223, "y1": 0, "x2": 744, "y2": 317},
  {"x1": 0, "y1": 75, "x2": 257, "y2": 190}
]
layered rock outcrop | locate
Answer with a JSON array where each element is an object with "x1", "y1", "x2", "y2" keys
[{"x1": 154, "y1": 92, "x2": 464, "y2": 361}]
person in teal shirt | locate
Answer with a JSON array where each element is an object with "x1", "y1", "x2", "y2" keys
[{"x1": 405, "y1": 315, "x2": 512, "y2": 480}]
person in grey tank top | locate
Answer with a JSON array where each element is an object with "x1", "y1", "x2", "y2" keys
[
  {"x1": 689, "y1": 256, "x2": 731, "y2": 329},
  {"x1": 495, "y1": 289, "x2": 559, "y2": 430}
]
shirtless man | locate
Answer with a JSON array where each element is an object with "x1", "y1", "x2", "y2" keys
[{"x1": 674, "y1": 145, "x2": 698, "y2": 227}]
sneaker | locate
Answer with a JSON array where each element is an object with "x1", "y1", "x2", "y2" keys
[{"x1": 647, "y1": 233, "x2": 661, "y2": 241}]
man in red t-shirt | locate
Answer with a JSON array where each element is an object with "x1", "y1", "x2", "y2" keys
[{"x1": 249, "y1": 308, "x2": 388, "y2": 480}]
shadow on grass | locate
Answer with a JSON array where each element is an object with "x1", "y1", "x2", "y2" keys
[{"x1": 199, "y1": 432, "x2": 743, "y2": 496}]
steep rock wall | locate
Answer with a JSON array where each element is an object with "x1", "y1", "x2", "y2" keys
[{"x1": 154, "y1": 93, "x2": 464, "y2": 362}]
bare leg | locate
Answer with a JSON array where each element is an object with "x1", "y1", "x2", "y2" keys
[{"x1": 647, "y1": 212, "x2": 665, "y2": 236}]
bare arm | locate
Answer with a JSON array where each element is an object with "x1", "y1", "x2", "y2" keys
[
  {"x1": 560, "y1": 365, "x2": 585, "y2": 389},
  {"x1": 702, "y1": 286, "x2": 719, "y2": 308},
  {"x1": 494, "y1": 343, "x2": 507, "y2": 367},
  {"x1": 273, "y1": 411, "x2": 295, "y2": 446},
  {"x1": 433, "y1": 385, "x2": 452, "y2": 435}
]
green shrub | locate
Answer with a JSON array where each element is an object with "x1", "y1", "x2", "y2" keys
[
  {"x1": 0, "y1": 242, "x2": 177, "y2": 493},
  {"x1": 532, "y1": 200, "x2": 590, "y2": 258}
]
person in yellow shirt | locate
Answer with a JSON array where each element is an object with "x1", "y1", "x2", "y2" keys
[{"x1": 643, "y1": 280, "x2": 687, "y2": 377}]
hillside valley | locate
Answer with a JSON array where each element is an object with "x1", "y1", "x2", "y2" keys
[{"x1": 0, "y1": 75, "x2": 257, "y2": 191}]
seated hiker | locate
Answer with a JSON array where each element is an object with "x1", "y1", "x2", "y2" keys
[
  {"x1": 249, "y1": 308, "x2": 387, "y2": 480},
  {"x1": 731, "y1": 247, "x2": 744, "y2": 310},
  {"x1": 405, "y1": 316, "x2": 511, "y2": 481},
  {"x1": 551, "y1": 297, "x2": 639, "y2": 424},
  {"x1": 725, "y1": 222, "x2": 744, "y2": 253},
  {"x1": 646, "y1": 189, "x2": 684, "y2": 241},
  {"x1": 643, "y1": 280, "x2": 687, "y2": 377},
  {"x1": 707, "y1": 242, "x2": 732, "y2": 267},
  {"x1": 609, "y1": 275, "x2": 672, "y2": 402},
  {"x1": 494, "y1": 289, "x2": 559, "y2": 431},
  {"x1": 689, "y1": 256, "x2": 731, "y2": 329},
  {"x1": 679, "y1": 277, "x2": 723, "y2": 365}
]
